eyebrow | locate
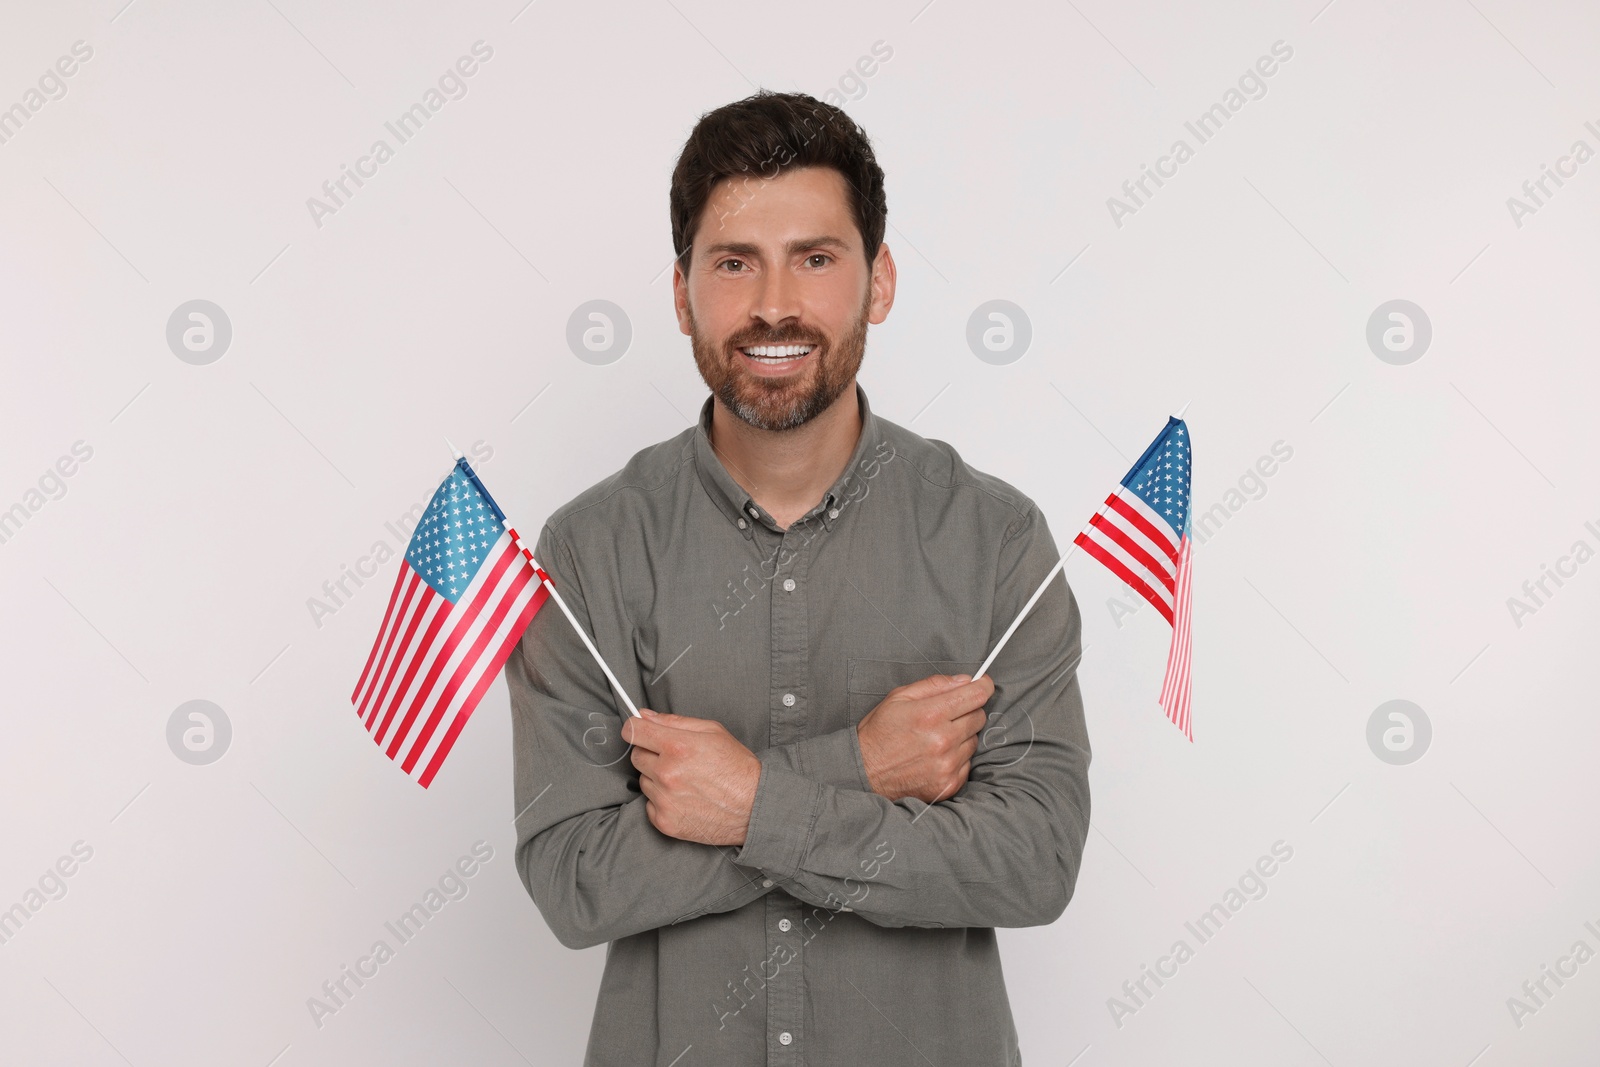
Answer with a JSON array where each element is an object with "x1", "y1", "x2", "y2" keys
[{"x1": 699, "y1": 235, "x2": 852, "y2": 259}]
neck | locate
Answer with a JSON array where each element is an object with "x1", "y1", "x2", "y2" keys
[{"x1": 707, "y1": 382, "x2": 862, "y2": 529}]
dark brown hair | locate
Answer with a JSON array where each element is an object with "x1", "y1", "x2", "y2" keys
[{"x1": 669, "y1": 90, "x2": 887, "y2": 271}]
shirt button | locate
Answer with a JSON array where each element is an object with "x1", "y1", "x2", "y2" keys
[
  {"x1": 782, "y1": 693, "x2": 796, "y2": 707},
  {"x1": 762, "y1": 878, "x2": 773, "y2": 888},
  {"x1": 783, "y1": 578, "x2": 796, "y2": 592},
  {"x1": 778, "y1": 1032, "x2": 793, "y2": 1046},
  {"x1": 748, "y1": 506, "x2": 760, "y2": 518},
  {"x1": 828, "y1": 508, "x2": 840, "y2": 519},
  {"x1": 778, "y1": 919, "x2": 791, "y2": 932},
  {"x1": 736, "y1": 518, "x2": 747, "y2": 529}
]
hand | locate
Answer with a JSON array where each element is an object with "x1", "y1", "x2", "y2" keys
[
  {"x1": 620, "y1": 710, "x2": 762, "y2": 846},
  {"x1": 856, "y1": 674, "x2": 995, "y2": 804}
]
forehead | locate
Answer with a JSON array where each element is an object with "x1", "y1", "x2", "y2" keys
[{"x1": 697, "y1": 165, "x2": 858, "y2": 252}]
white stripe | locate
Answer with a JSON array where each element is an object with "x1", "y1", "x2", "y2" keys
[
  {"x1": 1081, "y1": 523, "x2": 1174, "y2": 611},
  {"x1": 403, "y1": 574, "x2": 541, "y2": 776},
  {"x1": 382, "y1": 533, "x2": 519, "y2": 749}
]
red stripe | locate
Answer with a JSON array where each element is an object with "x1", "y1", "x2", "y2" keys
[
  {"x1": 1076, "y1": 530, "x2": 1174, "y2": 625},
  {"x1": 352, "y1": 564, "x2": 409, "y2": 705},
  {"x1": 1078, "y1": 524, "x2": 1172, "y2": 615},
  {"x1": 401, "y1": 562, "x2": 535, "y2": 772},
  {"x1": 373, "y1": 593, "x2": 447, "y2": 743},
  {"x1": 356, "y1": 569, "x2": 421, "y2": 715},
  {"x1": 1106, "y1": 494, "x2": 1178, "y2": 562},
  {"x1": 1089, "y1": 512, "x2": 1175, "y2": 594},
  {"x1": 416, "y1": 581, "x2": 549, "y2": 787},
  {"x1": 384, "y1": 542, "x2": 521, "y2": 758},
  {"x1": 367, "y1": 584, "x2": 439, "y2": 734},
  {"x1": 504, "y1": 525, "x2": 535, "y2": 564}
]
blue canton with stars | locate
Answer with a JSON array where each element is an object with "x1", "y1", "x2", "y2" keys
[
  {"x1": 406, "y1": 459, "x2": 507, "y2": 603},
  {"x1": 1120, "y1": 417, "x2": 1192, "y2": 538}
]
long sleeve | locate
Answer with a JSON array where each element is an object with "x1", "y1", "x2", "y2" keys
[
  {"x1": 734, "y1": 502, "x2": 1092, "y2": 930},
  {"x1": 755, "y1": 721, "x2": 872, "y2": 791},
  {"x1": 508, "y1": 522, "x2": 773, "y2": 950}
]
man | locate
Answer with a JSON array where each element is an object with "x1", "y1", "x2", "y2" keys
[{"x1": 508, "y1": 90, "x2": 1091, "y2": 1066}]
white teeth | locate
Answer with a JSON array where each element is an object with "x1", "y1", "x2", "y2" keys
[{"x1": 742, "y1": 344, "x2": 815, "y2": 360}]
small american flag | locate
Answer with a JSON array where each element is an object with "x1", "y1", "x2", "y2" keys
[
  {"x1": 351, "y1": 458, "x2": 549, "y2": 787},
  {"x1": 1073, "y1": 418, "x2": 1193, "y2": 740}
]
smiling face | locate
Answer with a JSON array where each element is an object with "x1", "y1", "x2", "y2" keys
[{"x1": 674, "y1": 165, "x2": 894, "y2": 431}]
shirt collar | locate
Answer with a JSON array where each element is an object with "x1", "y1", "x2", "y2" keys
[{"x1": 693, "y1": 381, "x2": 878, "y2": 539}]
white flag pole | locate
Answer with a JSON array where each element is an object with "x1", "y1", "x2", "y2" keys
[
  {"x1": 973, "y1": 543, "x2": 1078, "y2": 681},
  {"x1": 972, "y1": 496, "x2": 1115, "y2": 681},
  {"x1": 975, "y1": 407, "x2": 1187, "y2": 682},
  {"x1": 447, "y1": 440, "x2": 642, "y2": 718},
  {"x1": 514, "y1": 540, "x2": 642, "y2": 719}
]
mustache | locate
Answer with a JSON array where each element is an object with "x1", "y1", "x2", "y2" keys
[{"x1": 726, "y1": 329, "x2": 825, "y2": 349}]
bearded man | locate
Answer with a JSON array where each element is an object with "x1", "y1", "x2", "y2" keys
[{"x1": 508, "y1": 89, "x2": 1091, "y2": 1067}]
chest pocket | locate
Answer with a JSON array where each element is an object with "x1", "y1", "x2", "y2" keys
[{"x1": 845, "y1": 657, "x2": 974, "y2": 719}]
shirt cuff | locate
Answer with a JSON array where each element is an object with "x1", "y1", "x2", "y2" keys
[
  {"x1": 733, "y1": 761, "x2": 822, "y2": 878},
  {"x1": 761, "y1": 725, "x2": 873, "y2": 793}
]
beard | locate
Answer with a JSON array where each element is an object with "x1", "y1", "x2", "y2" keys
[{"x1": 689, "y1": 289, "x2": 869, "y2": 432}]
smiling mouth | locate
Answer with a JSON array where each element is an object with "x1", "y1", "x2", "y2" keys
[{"x1": 738, "y1": 343, "x2": 817, "y2": 365}]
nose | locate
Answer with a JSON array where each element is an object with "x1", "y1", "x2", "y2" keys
[{"x1": 752, "y1": 262, "x2": 802, "y2": 333}]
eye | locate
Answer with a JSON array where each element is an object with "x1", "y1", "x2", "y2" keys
[
  {"x1": 718, "y1": 258, "x2": 748, "y2": 273},
  {"x1": 806, "y1": 253, "x2": 832, "y2": 268}
]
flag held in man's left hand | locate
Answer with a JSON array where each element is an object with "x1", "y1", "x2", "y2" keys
[
  {"x1": 973, "y1": 415, "x2": 1194, "y2": 741},
  {"x1": 1072, "y1": 417, "x2": 1193, "y2": 740}
]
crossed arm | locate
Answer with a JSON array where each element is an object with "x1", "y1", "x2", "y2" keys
[
  {"x1": 509, "y1": 509, "x2": 1091, "y2": 950},
  {"x1": 618, "y1": 668, "x2": 990, "y2": 846}
]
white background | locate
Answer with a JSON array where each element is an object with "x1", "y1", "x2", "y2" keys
[{"x1": 1, "y1": 0, "x2": 1597, "y2": 1064}]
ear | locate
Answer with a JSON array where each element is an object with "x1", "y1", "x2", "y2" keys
[
  {"x1": 867, "y1": 243, "x2": 896, "y2": 324},
  {"x1": 672, "y1": 259, "x2": 693, "y2": 336}
]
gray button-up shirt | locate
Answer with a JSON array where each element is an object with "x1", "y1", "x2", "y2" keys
[{"x1": 508, "y1": 382, "x2": 1091, "y2": 1066}]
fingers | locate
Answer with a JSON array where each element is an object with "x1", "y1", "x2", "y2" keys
[
  {"x1": 626, "y1": 709, "x2": 720, "y2": 735},
  {"x1": 621, "y1": 711, "x2": 708, "y2": 750},
  {"x1": 623, "y1": 709, "x2": 684, "y2": 740},
  {"x1": 955, "y1": 758, "x2": 972, "y2": 788},
  {"x1": 893, "y1": 673, "x2": 972, "y2": 701},
  {"x1": 924, "y1": 766, "x2": 969, "y2": 805},
  {"x1": 929, "y1": 676, "x2": 994, "y2": 720},
  {"x1": 949, "y1": 705, "x2": 988, "y2": 739},
  {"x1": 961, "y1": 675, "x2": 996, "y2": 702},
  {"x1": 957, "y1": 735, "x2": 979, "y2": 763},
  {"x1": 620, "y1": 714, "x2": 657, "y2": 750},
  {"x1": 888, "y1": 673, "x2": 990, "y2": 714},
  {"x1": 630, "y1": 746, "x2": 659, "y2": 777},
  {"x1": 935, "y1": 760, "x2": 973, "y2": 804}
]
